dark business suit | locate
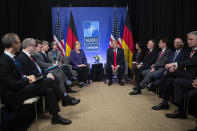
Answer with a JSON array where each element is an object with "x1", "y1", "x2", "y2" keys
[
  {"x1": 16, "y1": 51, "x2": 65, "y2": 99},
  {"x1": 169, "y1": 49, "x2": 197, "y2": 114},
  {"x1": 40, "y1": 51, "x2": 50, "y2": 63},
  {"x1": 139, "y1": 48, "x2": 171, "y2": 87},
  {"x1": 134, "y1": 48, "x2": 158, "y2": 85},
  {"x1": 162, "y1": 48, "x2": 197, "y2": 102},
  {"x1": 0, "y1": 53, "x2": 60, "y2": 115},
  {"x1": 141, "y1": 48, "x2": 158, "y2": 69},
  {"x1": 131, "y1": 51, "x2": 144, "y2": 79},
  {"x1": 32, "y1": 52, "x2": 70, "y2": 93},
  {"x1": 154, "y1": 48, "x2": 186, "y2": 97},
  {"x1": 106, "y1": 47, "x2": 125, "y2": 81}
]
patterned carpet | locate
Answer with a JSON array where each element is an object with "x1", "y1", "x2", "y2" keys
[{"x1": 28, "y1": 82, "x2": 196, "y2": 131}]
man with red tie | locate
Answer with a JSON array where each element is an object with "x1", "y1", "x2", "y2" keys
[{"x1": 106, "y1": 40, "x2": 125, "y2": 86}]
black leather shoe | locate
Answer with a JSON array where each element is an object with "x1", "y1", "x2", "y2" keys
[
  {"x1": 52, "y1": 116, "x2": 72, "y2": 125},
  {"x1": 129, "y1": 90, "x2": 141, "y2": 95},
  {"x1": 118, "y1": 81, "x2": 124, "y2": 86},
  {"x1": 78, "y1": 82, "x2": 84, "y2": 88},
  {"x1": 108, "y1": 80, "x2": 113, "y2": 86},
  {"x1": 165, "y1": 110, "x2": 187, "y2": 119},
  {"x1": 133, "y1": 86, "x2": 137, "y2": 90},
  {"x1": 62, "y1": 96, "x2": 80, "y2": 106},
  {"x1": 152, "y1": 103, "x2": 169, "y2": 110},
  {"x1": 67, "y1": 88, "x2": 78, "y2": 93}
]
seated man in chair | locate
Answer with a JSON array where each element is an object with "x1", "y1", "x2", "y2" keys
[{"x1": 106, "y1": 40, "x2": 125, "y2": 86}]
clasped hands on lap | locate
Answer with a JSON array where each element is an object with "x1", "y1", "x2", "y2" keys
[
  {"x1": 77, "y1": 64, "x2": 87, "y2": 68},
  {"x1": 165, "y1": 63, "x2": 177, "y2": 72},
  {"x1": 26, "y1": 73, "x2": 55, "y2": 84},
  {"x1": 111, "y1": 65, "x2": 119, "y2": 73}
]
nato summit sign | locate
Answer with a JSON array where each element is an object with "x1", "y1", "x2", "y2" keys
[{"x1": 84, "y1": 21, "x2": 100, "y2": 52}]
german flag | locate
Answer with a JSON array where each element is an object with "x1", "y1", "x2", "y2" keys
[
  {"x1": 122, "y1": 10, "x2": 134, "y2": 69},
  {"x1": 66, "y1": 11, "x2": 78, "y2": 56}
]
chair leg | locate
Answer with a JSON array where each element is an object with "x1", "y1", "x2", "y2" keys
[
  {"x1": 184, "y1": 88, "x2": 188, "y2": 115},
  {"x1": 35, "y1": 102, "x2": 39, "y2": 131},
  {"x1": 42, "y1": 96, "x2": 45, "y2": 113},
  {"x1": 131, "y1": 75, "x2": 136, "y2": 84}
]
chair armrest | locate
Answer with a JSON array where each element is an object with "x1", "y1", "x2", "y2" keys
[{"x1": 23, "y1": 97, "x2": 40, "y2": 105}]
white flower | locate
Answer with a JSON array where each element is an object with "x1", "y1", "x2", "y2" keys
[{"x1": 94, "y1": 55, "x2": 102, "y2": 61}]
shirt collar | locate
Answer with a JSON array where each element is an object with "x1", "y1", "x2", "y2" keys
[
  {"x1": 4, "y1": 51, "x2": 15, "y2": 59},
  {"x1": 149, "y1": 49, "x2": 153, "y2": 52},
  {"x1": 42, "y1": 51, "x2": 46, "y2": 55},
  {"x1": 22, "y1": 50, "x2": 31, "y2": 57},
  {"x1": 113, "y1": 48, "x2": 118, "y2": 52},
  {"x1": 176, "y1": 48, "x2": 182, "y2": 53},
  {"x1": 162, "y1": 48, "x2": 167, "y2": 52},
  {"x1": 192, "y1": 47, "x2": 197, "y2": 51}
]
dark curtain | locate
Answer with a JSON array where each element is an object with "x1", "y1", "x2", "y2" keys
[{"x1": 0, "y1": 0, "x2": 197, "y2": 50}]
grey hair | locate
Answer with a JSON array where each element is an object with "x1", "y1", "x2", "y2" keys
[
  {"x1": 50, "y1": 41, "x2": 57, "y2": 47},
  {"x1": 187, "y1": 31, "x2": 197, "y2": 39},
  {"x1": 22, "y1": 38, "x2": 35, "y2": 49},
  {"x1": 1, "y1": 33, "x2": 18, "y2": 48},
  {"x1": 42, "y1": 40, "x2": 49, "y2": 46}
]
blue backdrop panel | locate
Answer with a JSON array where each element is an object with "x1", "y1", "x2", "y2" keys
[{"x1": 51, "y1": 7, "x2": 126, "y2": 64}]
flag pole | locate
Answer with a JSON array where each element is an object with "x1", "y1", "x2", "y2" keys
[{"x1": 69, "y1": 0, "x2": 72, "y2": 12}]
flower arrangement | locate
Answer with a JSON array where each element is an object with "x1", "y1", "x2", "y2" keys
[{"x1": 94, "y1": 55, "x2": 102, "y2": 63}]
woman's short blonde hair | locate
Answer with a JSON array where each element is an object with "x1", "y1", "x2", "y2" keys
[{"x1": 75, "y1": 41, "x2": 81, "y2": 46}]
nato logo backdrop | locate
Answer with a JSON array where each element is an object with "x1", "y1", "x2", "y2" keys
[{"x1": 84, "y1": 21, "x2": 100, "y2": 52}]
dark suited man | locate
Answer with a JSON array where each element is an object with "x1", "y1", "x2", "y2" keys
[
  {"x1": 0, "y1": 33, "x2": 72, "y2": 126},
  {"x1": 130, "y1": 39, "x2": 158, "y2": 91},
  {"x1": 150, "y1": 37, "x2": 185, "y2": 98},
  {"x1": 161, "y1": 31, "x2": 197, "y2": 119},
  {"x1": 16, "y1": 38, "x2": 80, "y2": 107},
  {"x1": 33, "y1": 40, "x2": 77, "y2": 93},
  {"x1": 130, "y1": 38, "x2": 171, "y2": 95},
  {"x1": 106, "y1": 40, "x2": 125, "y2": 86}
]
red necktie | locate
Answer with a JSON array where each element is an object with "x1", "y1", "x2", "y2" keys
[
  {"x1": 190, "y1": 50, "x2": 195, "y2": 58},
  {"x1": 30, "y1": 55, "x2": 42, "y2": 73},
  {"x1": 114, "y1": 49, "x2": 117, "y2": 67},
  {"x1": 30, "y1": 55, "x2": 34, "y2": 62},
  {"x1": 158, "y1": 51, "x2": 163, "y2": 61}
]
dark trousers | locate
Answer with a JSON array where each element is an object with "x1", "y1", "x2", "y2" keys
[
  {"x1": 162, "y1": 70, "x2": 193, "y2": 102},
  {"x1": 106, "y1": 65, "x2": 125, "y2": 81},
  {"x1": 60, "y1": 65, "x2": 73, "y2": 79},
  {"x1": 75, "y1": 67, "x2": 89, "y2": 82},
  {"x1": 135, "y1": 66, "x2": 148, "y2": 86},
  {"x1": 4, "y1": 78, "x2": 61, "y2": 115},
  {"x1": 131, "y1": 64, "x2": 138, "y2": 79},
  {"x1": 174, "y1": 78, "x2": 193, "y2": 112}
]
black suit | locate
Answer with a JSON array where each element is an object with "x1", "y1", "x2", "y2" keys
[
  {"x1": 141, "y1": 48, "x2": 158, "y2": 69},
  {"x1": 162, "y1": 49, "x2": 197, "y2": 101},
  {"x1": 153, "y1": 48, "x2": 186, "y2": 96},
  {"x1": 134, "y1": 48, "x2": 158, "y2": 85},
  {"x1": 16, "y1": 51, "x2": 65, "y2": 100},
  {"x1": 176, "y1": 49, "x2": 197, "y2": 79},
  {"x1": 16, "y1": 51, "x2": 44, "y2": 78},
  {"x1": 40, "y1": 51, "x2": 50, "y2": 63},
  {"x1": 0, "y1": 53, "x2": 60, "y2": 115},
  {"x1": 106, "y1": 48, "x2": 125, "y2": 80}
]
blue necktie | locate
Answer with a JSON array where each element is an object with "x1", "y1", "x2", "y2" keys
[{"x1": 172, "y1": 51, "x2": 178, "y2": 62}]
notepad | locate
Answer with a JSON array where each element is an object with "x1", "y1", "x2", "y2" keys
[{"x1": 45, "y1": 65, "x2": 58, "y2": 71}]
